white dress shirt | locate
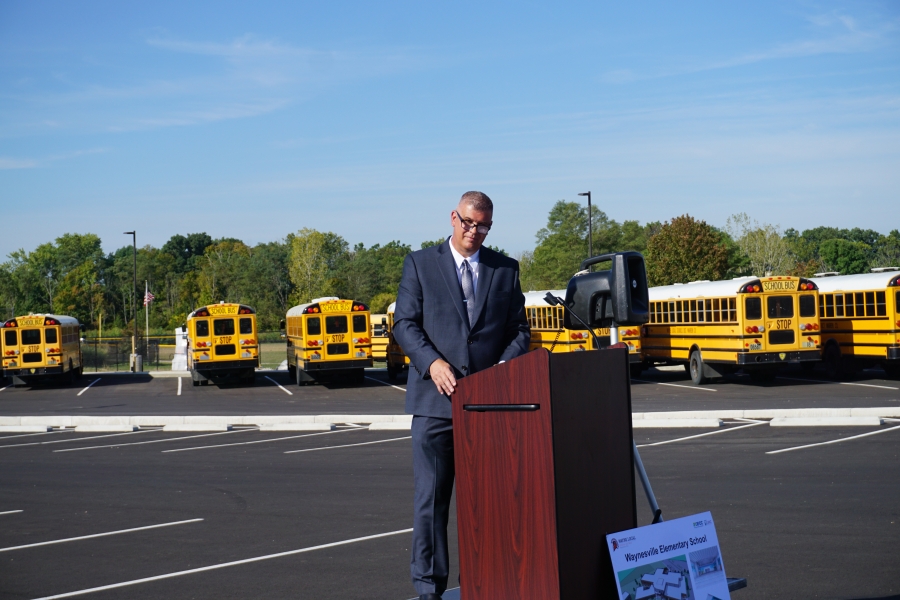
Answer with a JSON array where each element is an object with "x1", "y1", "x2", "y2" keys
[{"x1": 448, "y1": 240, "x2": 480, "y2": 295}]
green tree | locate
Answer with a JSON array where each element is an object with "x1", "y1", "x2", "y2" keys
[
  {"x1": 645, "y1": 215, "x2": 729, "y2": 286},
  {"x1": 819, "y1": 239, "x2": 870, "y2": 275},
  {"x1": 725, "y1": 213, "x2": 795, "y2": 276},
  {"x1": 528, "y1": 200, "x2": 589, "y2": 289},
  {"x1": 289, "y1": 229, "x2": 335, "y2": 304}
]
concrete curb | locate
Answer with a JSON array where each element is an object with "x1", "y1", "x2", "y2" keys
[
  {"x1": 162, "y1": 424, "x2": 232, "y2": 432},
  {"x1": 74, "y1": 425, "x2": 138, "y2": 432},
  {"x1": 634, "y1": 419, "x2": 722, "y2": 428},
  {"x1": 258, "y1": 424, "x2": 335, "y2": 431},
  {"x1": 2, "y1": 408, "x2": 899, "y2": 429},
  {"x1": 769, "y1": 417, "x2": 884, "y2": 427},
  {"x1": 0, "y1": 425, "x2": 52, "y2": 433},
  {"x1": 369, "y1": 422, "x2": 413, "y2": 431}
]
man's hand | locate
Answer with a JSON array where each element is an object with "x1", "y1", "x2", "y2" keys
[{"x1": 428, "y1": 359, "x2": 457, "y2": 396}]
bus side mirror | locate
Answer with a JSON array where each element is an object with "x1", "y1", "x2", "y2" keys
[
  {"x1": 564, "y1": 251, "x2": 649, "y2": 329},
  {"x1": 80, "y1": 324, "x2": 86, "y2": 332},
  {"x1": 280, "y1": 320, "x2": 285, "y2": 329}
]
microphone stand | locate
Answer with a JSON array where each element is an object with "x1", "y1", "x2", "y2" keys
[{"x1": 544, "y1": 292, "x2": 663, "y2": 524}]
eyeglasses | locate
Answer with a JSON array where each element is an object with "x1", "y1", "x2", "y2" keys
[{"x1": 454, "y1": 210, "x2": 491, "y2": 234}]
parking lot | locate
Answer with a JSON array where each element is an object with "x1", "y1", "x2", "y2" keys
[{"x1": 1, "y1": 367, "x2": 898, "y2": 599}]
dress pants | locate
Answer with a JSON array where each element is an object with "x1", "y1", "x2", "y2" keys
[{"x1": 410, "y1": 415, "x2": 455, "y2": 596}]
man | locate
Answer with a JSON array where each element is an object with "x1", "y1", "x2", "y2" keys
[{"x1": 393, "y1": 191, "x2": 530, "y2": 599}]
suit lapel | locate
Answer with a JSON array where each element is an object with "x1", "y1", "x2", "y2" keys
[
  {"x1": 470, "y1": 249, "x2": 495, "y2": 329},
  {"x1": 438, "y1": 241, "x2": 469, "y2": 327}
]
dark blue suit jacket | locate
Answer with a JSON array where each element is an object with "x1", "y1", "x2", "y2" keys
[{"x1": 393, "y1": 239, "x2": 531, "y2": 419}]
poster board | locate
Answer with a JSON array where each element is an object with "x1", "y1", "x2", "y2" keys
[{"x1": 606, "y1": 511, "x2": 730, "y2": 600}]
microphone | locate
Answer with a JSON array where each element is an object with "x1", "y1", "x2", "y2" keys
[{"x1": 543, "y1": 292, "x2": 603, "y2": 351}]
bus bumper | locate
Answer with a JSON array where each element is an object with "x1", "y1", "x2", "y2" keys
[
  {"x1": 3, "y1": 366, "x2": 65, "y2": 385},
  {"x1": 736, "y1": 350, "x2": 820, "y2": 365},
  {"x1": 300, "y1": 358, "x2": 373, "y2": 372},
  {"x1": 193, "y1": 359, "x2": 258, "y2": 380}
]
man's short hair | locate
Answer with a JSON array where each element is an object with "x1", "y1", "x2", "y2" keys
[{"x1": 460, "y1": 191, "x2": 493, "y2": 213}]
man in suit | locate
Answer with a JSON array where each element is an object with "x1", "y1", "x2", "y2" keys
[{"x1": 393, "y1": 191, "x2": 530, "y2": 599}]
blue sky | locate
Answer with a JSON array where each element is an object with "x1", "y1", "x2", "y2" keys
[{"x1": 1, "y1": 1, "x2": 898, "y2": 258}]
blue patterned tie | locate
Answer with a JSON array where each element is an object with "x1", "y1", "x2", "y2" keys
[{"x1": 461, "y1": 260, "x2": 475, "y2": 327}]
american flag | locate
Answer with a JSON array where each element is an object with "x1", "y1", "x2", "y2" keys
[{"x1": 143, "y1": 291, "x2": 155, "y2": 306}]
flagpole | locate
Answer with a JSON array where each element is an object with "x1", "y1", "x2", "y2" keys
[{"x1": 144, "y1": 280, "x2": 149, "y2": 364}]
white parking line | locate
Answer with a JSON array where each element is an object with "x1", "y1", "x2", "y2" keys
[
  {"x1": 777, "y1": 376, "x2": 899, "y2": 390},
  {"x1": 0, "y1": 430, "x2": 75, "y2": 441},
  {"x1": 177, "y1": 377, "x2": 182, "y2": 396},
  {"x1": 161, "y1": 427, "x2": 360, "y2": 453},
  {"x1": 0, "y1": 384, "x2": 9, "y2": 392},
  {"x1": 284, "y1": 436, "x2": 411, "y2": 454},
  {"x1": 264, "y1": 375, "x2": 293, "y2": 395},
  {"x1": 31, "y1": 527, "x2": 412, "y2": 600},
  {"x1": 766, "y1": 424, "x2": 900, "y2": 455},
  {"x1": 364, "y1": 376, "x2": 406, "y2": 392},
  {"x1": 0, "y1": 518, "x2": 203, "y2": 553},
  {"x1": 76, "y1": 378, "x2": 101, "y2": 396},
  {"x1": 53, "y1": 428, "x2": 257, "y2": 452},
  {"x1": 0, "y1": 430, "x2": 152, "y2": 449},
  {"x1": 633, "y1": 379, "x2": 717, "y2": 392},
  {"x1": 0, "y1": 510, "x2": 23, "y2": 516},
  {"x1": 637, "y1": 421, "x2": 768, "y2": 448}
]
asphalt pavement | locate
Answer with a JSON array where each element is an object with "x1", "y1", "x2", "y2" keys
[{"x1": 0, "y1": 366, "x2": 898, "y2": 599}]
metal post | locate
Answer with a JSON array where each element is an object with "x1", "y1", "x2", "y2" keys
[
  {"x1": 578, "y1": 191, "x2": 592, "y2": 261},
  {"x1": 633, "y1": 441, "x2": 663, "y2": 523},
  {"x1": 124, "y1": 231, "x2": 137, "y2": 371},
  {"x1": 610, "y1": 324, "x2": 619, "y2": 345}
]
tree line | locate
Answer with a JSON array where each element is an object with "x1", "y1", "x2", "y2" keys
[{"x1": 2, "y1": 201, "x2": 897, "y2": 334}]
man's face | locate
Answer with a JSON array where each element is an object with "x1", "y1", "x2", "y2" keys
[{"x1": 450, "y1": 204, "x2": 492, "y2": 256}]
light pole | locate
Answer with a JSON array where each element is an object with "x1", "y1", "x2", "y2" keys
[
  {"x1": 124, "y1": 231, "x2": 137, "y2": 371},
  {"x1": 578, "y1": 191, "x2": 592, "y2": 260}
]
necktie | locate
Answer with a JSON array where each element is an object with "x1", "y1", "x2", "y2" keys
[{"x1": 461, "y1": 260, "x2": 475, "y2": 327}]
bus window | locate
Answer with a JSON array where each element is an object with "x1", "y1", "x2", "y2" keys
[
  {"x1": 855, "y1": 293, "x2": 864, "y2": 317},
  {"x1": 745, "y1": 297, "x2": 762, "y2": 320},
  {"x1": 768, "y1": 296, "x2": 794, "y2": 319},
  {"x1": 240, "y1": 318, "x2": 253, "y2": 334},
  {"x1": 352, "y1": 314, "x2": 367, "y2": 333},
  {"x1": 196, "y1": 320, "x2": 209, "y2": 337},
  {"x1": 214, "y1": 319, "x2": 235, "y2": 335},
  {"x1": 325, "y1": 316, "x2": 348, "y2": 334},
  {"x1": 799, "y1": 295, "x2": 817, "y2": 318},
  {"x1": 896, "y1": 291, "x2": 900, "y2": 313},
  {"x1": 22, "y1": 330, "x2": 41, "y2": 345},
  {"x1": 844, "y1": 294, "x2": 854, "y2": 317},
  {"x1": 834, "y1": 294, "x2": 845, "y2": 317},
  {"x1": 307, "y1": 317, "x2": 321, "y2": 335},
  {"x1": 875, "y1": 291, "x2": 886, "y2": 316},
  {"x1": 45, "y1": 328, "x2": 58, "y2": 344},
  {"x1": 4, "y1": 330, "x2": 16, "y2": 346}
]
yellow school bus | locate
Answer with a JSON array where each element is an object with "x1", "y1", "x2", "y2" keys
[
  {"x1": 185, "y1": 303, "x2": 258, "y2": 385},
  {"x1": 524, "y1": 290, "x2": 644, "y2": 375},
  {"x1": 384, "y1": 302, "x2": 410, "y2": 380},
  {"x1": 2, "y1": 314, "x2": 83, "y2": 386},
  {"x1": 370, "y1": 313, "x2": 390, "y2": 361},
  {"x1": 811, "y1": 270, "x2": 900, "y2": 379},
  {"x1": 642, "y1": 276, "x2": 821, "y2": 384},
  {"x1": 285, "y1": 297, "x2": 372, "y2": 385}
]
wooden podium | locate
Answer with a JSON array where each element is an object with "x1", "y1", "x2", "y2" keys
[{"x1": 452, "y1": 348, "x2": 636, "y2": 599}]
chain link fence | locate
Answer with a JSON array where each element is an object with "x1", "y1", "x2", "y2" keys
[{"x1": 81, "y1": 333, "x2": 286, "y2": 372}]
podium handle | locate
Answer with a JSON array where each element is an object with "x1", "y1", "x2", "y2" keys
[{"x1": 463, "y1": 404, "x2": 540, "y2": 412}]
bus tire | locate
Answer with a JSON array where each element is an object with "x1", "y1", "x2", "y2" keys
[
  {"x1": 192, "y1": 379, "x2": 200, "y2": 387},
  {"x1": 630, "y1": 363, "x2": 643, "y2": 378},
  {"x1": 689, "y1": 350, "x2": 707, "y2": 385},
  {"x1": 287, "y1": 364, "x2": 296, "y2": 380},
  {"x1": 387, "y1": 361, "x2": 398, "y2": 381},
  {"x1": 883, "y1": 363, "x2": 900, "y2": 379},
  {"x1": 200, "y1": 379, "x2": 209, "y2": 386}
]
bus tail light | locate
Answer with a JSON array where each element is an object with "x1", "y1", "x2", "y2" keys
[
  {"x1": 44, "y1": 318, "x2": 59, "y2": 326},
  {"x1": 308, "y1": 340, "x2": 319, "y2": 347}
]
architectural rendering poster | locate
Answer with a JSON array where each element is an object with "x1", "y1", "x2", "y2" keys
[{"x1": 606, "y1": 511, "x2": 730, "y2": 600}]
